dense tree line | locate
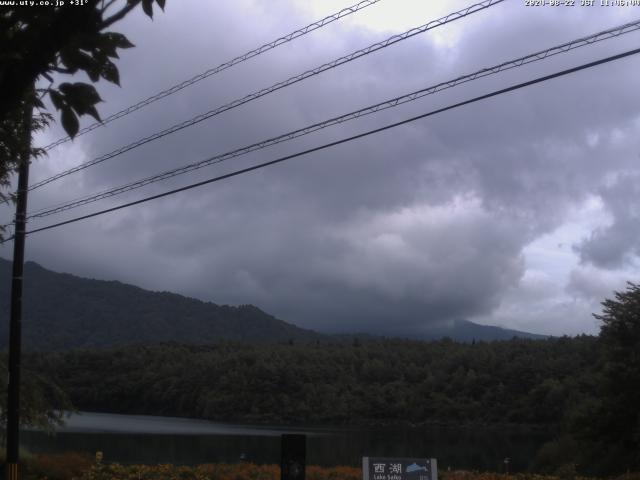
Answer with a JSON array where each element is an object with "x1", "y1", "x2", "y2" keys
[
  {"x1": 26, "y1": 336, "x2": 597, "y2": 427},
  {"x1": 18, "y1": 333, "x2": 637, "y2": 475}
]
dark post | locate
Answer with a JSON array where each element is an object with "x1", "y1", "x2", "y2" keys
[
  {"x1": 6, "y1": 99, "x2": 32, "y2": 480},
  {"x1": 281, "y1": 434, "x2": 306, "y2": 480}
]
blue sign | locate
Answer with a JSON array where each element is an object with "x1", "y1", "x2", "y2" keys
[{"x1": 363, "y1": 458, "x2": 437, "y2": 480}]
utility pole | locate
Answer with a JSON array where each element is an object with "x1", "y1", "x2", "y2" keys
[{"x1": 6, "y1": 96, "x2": 32, "y2": 480}]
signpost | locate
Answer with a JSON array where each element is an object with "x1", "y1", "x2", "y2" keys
[
  {"x1": 281, "y1": 434, "x2": 306, "y2": 480},
  {"x1": 363, "y1": 458, "x2": 437, "y2": 480}
]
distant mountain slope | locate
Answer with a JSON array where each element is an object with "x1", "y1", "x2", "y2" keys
[
  {"x1": 0, "y1": 258, "x2": 324, "y2": 350},
  {"x1": 418, "y1": 319, "x2": 547, "y2": 341},
  {"x1": 0, "y1": 258, "x2": 545, "y2": 350}
]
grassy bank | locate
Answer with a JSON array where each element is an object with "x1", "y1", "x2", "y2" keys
[{"x1": 3, "y1": 454, "x2": 640, "y2": 480}]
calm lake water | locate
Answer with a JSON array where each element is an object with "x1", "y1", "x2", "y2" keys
[{"x1": 21, "y1": 412, "x2": 552, "y2": 472}]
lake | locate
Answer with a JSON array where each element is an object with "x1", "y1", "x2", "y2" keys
[{"x1": 21, "y1": 412, "x2": 552, "y2": 472}]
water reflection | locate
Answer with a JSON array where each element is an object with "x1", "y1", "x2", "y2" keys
[{"x1": 20, "y1": 412, "x2": 551, "y2": 472}]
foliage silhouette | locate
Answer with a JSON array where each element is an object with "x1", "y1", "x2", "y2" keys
[{"x1": 0, "y1": 0, "x2": 166, "y2": 229}]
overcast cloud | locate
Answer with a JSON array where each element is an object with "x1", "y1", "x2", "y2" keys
[{"x1": 2, "y1": 0, "x2": 640, "y2": 336}]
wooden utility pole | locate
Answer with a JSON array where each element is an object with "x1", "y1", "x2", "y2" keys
[{"x1": 5, "y1": 97, "x2": 32, "y2": 480}]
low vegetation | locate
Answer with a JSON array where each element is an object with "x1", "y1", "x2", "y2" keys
[{"x1": 2, "y1": 455, "x2": 640, "y2": 480}]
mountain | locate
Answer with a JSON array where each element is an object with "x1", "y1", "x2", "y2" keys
[
  {"x1": 0, "y1": 257, "x2": 545, "y2": 350},
  {"x1": 416, "y1": 319, "x2": 547, "y2": 341},
  {"x1": 0, "y1": 258, "x2": 325, "y2": 350}
]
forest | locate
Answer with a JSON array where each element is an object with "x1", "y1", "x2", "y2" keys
[
  {"x1": 16, "y1": 332, "x2": 636, "y2": 475},
  {"x1": 24, "y1": 337, "x2": 597, "y2": 427}
]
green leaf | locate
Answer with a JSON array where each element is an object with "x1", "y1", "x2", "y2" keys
[
  {"x1": 49, "y1": 90, "x2": 65, "y2": 111},
  {"x1": 102, "y1": 32, "x2": 135, "y2": 50},
  {"x1": 100, "y1": 60, "x2": 120, "y2": 86},
  {"x1": 60, "y1": 107, "x2": 79, "y2": 138},
  {"x1": 59, "y1": 83, "x2": 103, "y2": 120},
  {"x1": 59, "y1": 48, "x2": 104, "y2": 81},
  {"x1": 58, "y1": 49, "x2": 80, "y2": 75},
  {"x1": 59, "y1": 49, "x2": 93, "y2": 73},
  {"x1": 142, "y1": 0, "x2": 153, "y2": 18},
  {"x1": 104, "y1": 49, "x2": 119, "y2": 60},
  {"x1": 91, "y1": 49, "x2": 110, "y2": 70},
  {"x1": 85, "y1": 105, "x2": 102, "y2": 123},
  {"x1": 98, "y1": 38, "x2": 119, "y2": 59},
  {"x1": 59, "y1": 83, "x2": 102, "y2": 107},
  {"x1": 85, "y1": 65, "x2": 101, "y2": 82}
]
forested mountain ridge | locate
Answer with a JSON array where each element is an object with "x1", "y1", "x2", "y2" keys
[
  {"x1": 0, "y1": 257, "x2": 543, "y2": 350},
  {"x1": 0, "y1": 258, "x2": 324, "y2": 350},
  {"x1": 416, "y1": 318, "x2": 546, "y2": 341}
]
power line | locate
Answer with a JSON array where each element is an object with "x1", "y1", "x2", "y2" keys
[
  {"x1": 26, "y1": 18, "x2": 640, "y2": 220},
  {"x1": 41, "y1": 0, "x2": 385, "y2": 151},
  {"x1": 14, "y1": 46, "x2": 640, "y2": 240},
  {"x1": 29, "y1": 0, "x2": 504, "y2": 191}
]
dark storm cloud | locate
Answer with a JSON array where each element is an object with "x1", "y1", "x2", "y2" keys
[
  {"x1": 138, "y1": 191, "x2": 528, "y2": 332},
  {"x1": 3, "y1": 0, "x2": 640, "y2": 335},
  {"x1": 575, "y1": 171, "x2": 640, "y2": 268}
]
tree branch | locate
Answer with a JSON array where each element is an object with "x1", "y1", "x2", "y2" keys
[
  {"x1": 101, "y1": 1, "x2": 139, "y2": 29},
  {"x1": 52, "y1": 66, "x2": 73, "y2": 74},
  {"x1": 100, "y1": 0, "x2": 119, "y2": 15}
]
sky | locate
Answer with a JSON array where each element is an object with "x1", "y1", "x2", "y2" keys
[{"x1": 2, "y1": 0, "x2": 640, "y2": 336}]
